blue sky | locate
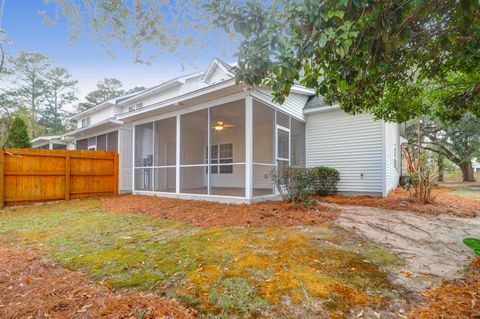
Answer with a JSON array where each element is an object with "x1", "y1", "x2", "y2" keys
[{"x1": 1, "y1": 0, "x2": 237, "y2": 100}]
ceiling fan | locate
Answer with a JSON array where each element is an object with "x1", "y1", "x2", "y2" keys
[{"x1": 212, "y1": 120, "x2": 236, "y2": 131}]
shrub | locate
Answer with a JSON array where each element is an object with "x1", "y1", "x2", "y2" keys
[
  {"x1": 5, "y1": 117, "x2": 32, "y2": 148},
  {"x1": 402, "y1": 145, "x2": 438, "y2": 204},
  {"x1": 271, "y1": 166, "x2": 340, "y2": 203},
  {"x1": 309, "y1": 166, "x2": 340, "y2": 196},
  {"x1": 271, "y1": 166, "x2": 311, "y2": 203}
]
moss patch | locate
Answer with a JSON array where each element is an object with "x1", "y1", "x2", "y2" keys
[{"x1": 0, "y1": 199, "x2": 406, "y2": 318}]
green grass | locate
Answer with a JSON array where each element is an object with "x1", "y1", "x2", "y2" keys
[
  {"x1": 444, "y1": 183, "x2": 480, "y2": 200},
  {"x1": 0, "y1": 199, "x2": 406, "y2": 318}
]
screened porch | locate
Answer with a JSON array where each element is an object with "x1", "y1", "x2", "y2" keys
[{"x1": 133, "y1": 97, "x2": 305, "y2": 202}]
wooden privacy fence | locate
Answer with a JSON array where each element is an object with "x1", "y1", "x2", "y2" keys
[{"x1": 0, "y1": 148, "x2": 119, "y2": 208}]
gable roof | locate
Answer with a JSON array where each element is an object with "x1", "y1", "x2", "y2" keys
[
  {"x1": 304, "y1": 96, "x2": 327, "y2": 109},
  {"x1": 202, "y1": 58, "x2": 234, "y2": 81}
]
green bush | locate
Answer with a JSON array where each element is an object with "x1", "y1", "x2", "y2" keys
[
  {"x1": 271, "y1": 166, "x2": 311, "y2": 203},
  {"x1": 309, "y1": 166, "x2": 340, "y2": 196},
  {"x1": 271, "y1": 166, "x2": 340, "y2": 202}
]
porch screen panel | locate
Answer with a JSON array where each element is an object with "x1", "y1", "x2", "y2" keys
[
  {"x1": 252, "y1": 100, "x2": 275, "y2": 196},
  {"x1": 134, "y1": 169, "x2": 153, "y2": 191},
  {"x1": 291, "y1": 119, "x2": 306, "y2": 167},
  {"x1": 52, "y1": 143, "x2": 66, "y2": 150},
  {"x1": 134, "y1": 123, "x2": 154, "y2": 190},
  {"x1": 97, "y1": 134, "x2": 107, "y2": 150},
  {"x1": 154, "y1": 117, "x2": 176, "y2": 192},
  {"x1": 76, "y1": 138, "x2": 88, "y2": 150},
  {"x1": 276, "y1": 111, "x2": 290, "y2": 128},
  {"x1": 210, "y1": 99, "x2": 245, "y2": 197},
  {"x1": 107, "y1": 131, "x2": 118, "y2": 151},
  {"x1": 180, "y1": 109, "x2": 208, "y2": 194}
]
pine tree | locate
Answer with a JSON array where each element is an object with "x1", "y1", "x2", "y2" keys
[{"x1": 5, "y1": 117, "x2": 32, "y2": 148}]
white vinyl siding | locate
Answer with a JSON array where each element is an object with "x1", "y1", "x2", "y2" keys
[
  {"x1": 385, "y1": 121, "x2": 401, "y2": 194},
  {"x1": 306, "y1": 109, "x2": 384, "y2": 195},
  {"x1": 255, "y1": 88, "x2": 308, "y2": 121}
]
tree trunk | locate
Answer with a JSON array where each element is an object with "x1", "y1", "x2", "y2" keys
[
  {"x1": 460, "y1": 162, "x2": 476, "y2": 182},
  {"x1": 437, "y1": 154, "x2": 445, "y2": 182}
]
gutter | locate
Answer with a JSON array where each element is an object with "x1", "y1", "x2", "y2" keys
[
  {"x1": 303, "y1": 105, "x2": 340, "y2": 114},
  {"x1": 64, "y1": 118, "x2": 124, "y2": 137}
]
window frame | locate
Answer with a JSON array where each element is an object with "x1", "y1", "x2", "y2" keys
[
  {"x1": 81, "y1": 117, "x2": 91, "y2": 128},
  {"x1": 206, "y1": 143, "x2": 233, "y2": 174}
]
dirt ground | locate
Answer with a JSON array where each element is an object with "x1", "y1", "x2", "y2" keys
[
  {"x1": 323, "y1": 187, "x2": 480, "y2": 218},
  {"x1": 0, "y1": 245, "x2": 195, "y2": 319},
  {"x1": 102, "y1": 195, "x2": 340, "y2": 227},
  {"x1": 409, "y1": 257, "x2": 480, "y2": 319},
  {"x1": 0, "y1": 199, "x2": 407, "y2": 318},
  {"x1": 330, "y1": 202, "x2": 480, "y2": 292}
]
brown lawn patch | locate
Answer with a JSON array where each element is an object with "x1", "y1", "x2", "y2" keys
[
  {"x1": 102, "y1": 195, "x2": 339, "y2": 227},
  {"x1": 408, "y1": 257, "x2": 480, "y2": 319},
  {"x1": 323, "y1": 187, "x2": 480, "y2": 218},
  {"x1": 0, "y1": 244, "x2": 195, "y2": 319}
]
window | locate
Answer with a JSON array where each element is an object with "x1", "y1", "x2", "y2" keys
[
  {"x1": 81, "y1": 117, "x2": 91, "y2": 128},
  {"x1": 129, "y1": 103, "x2": 143, "y2": 112},
  {"x1": 207, "y1": 143, "x2": 233, "y2": 174}
]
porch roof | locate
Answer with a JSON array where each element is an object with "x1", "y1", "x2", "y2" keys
[
  {"x1": 117, "y1": 78, "x2": 247, "y2": 122},
  {"x1": 64, "y1": 118, "x2": 123, "y2": 138}
]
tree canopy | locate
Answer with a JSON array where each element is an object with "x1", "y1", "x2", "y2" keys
[
  {"x1": 1, "y1": 51, "x2": 78, "y2": 137},
  {"x1": 206, "y1": 0, "x2": 479, "y2": 123},
  {"x1": 77, "y1": 78, "x2": 145, "y2": 111},
  {"x1": 46, "y1": 0, "x2": 479, "y2": 122},
  {"x1": 407, "y1": 113, "x2": 480, "y2": 181}
]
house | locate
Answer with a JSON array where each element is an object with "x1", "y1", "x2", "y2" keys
[
  {"x1": 473, "y1": 158, "x2": 480, "y2": 173},
  {"x1": 63, "y1": 58, "x2": 404, "y2": 203},
  {"x1": 31, "y1": 135, "x2": 75, "y2": 150}
]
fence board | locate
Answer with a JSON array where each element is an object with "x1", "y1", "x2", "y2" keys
[{"x1": 0, "y1": 148, "x2": 118, "y2": 208}]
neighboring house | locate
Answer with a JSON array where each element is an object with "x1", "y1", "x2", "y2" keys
[
  {"x1": 60, "y1": 58, "x2": 404, "y2": 202},
  {"x1": 473, "y1": 158, "x2": 480, "y2": 173},
  {"x1": 31, "y1": 135, "x2": 75, "y2": 150}
]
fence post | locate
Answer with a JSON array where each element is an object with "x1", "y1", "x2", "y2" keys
[
  {"x1": 0, "y1": 149, "x2": 4, "y2": 209},
  {"x1": 114, "y1": 152, "x2": 119, "y2": 194},
  {"x1": 65, "y1": 154, "x2": 70, "y2": 200}
]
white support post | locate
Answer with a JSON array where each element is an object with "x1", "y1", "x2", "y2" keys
[
  {"x1": 131, "y1": 125, "x2": 136, "y2": 192},
  {"x1": 245, "y1": 96, "x2": 253, "y2": 199},
  {"x1": 176, "y1": 115, "x2": 181, "y2": 194},
  {"x1": 207, "y1": 108, "x2": 211, "y2": 195}
]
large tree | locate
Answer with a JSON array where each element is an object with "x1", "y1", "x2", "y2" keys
[
  {"x1": 206, "y1": 0, "x2": 479, "y2": 123},
  {"x1": 4, "y1": 51, "x2": 50, "y2": 137},
  {"x1": 78, "y1": 78, "x2": 125, "y2": 111},
  {"x1": 39, "y1": 67, "x2": 78, "y2": 135},
  {"x1": 46, "y1": 0, "x2": 480, "y2": 123},
  {"x1": 408, "y1": 114, "x2": 480, "y2": 182}
]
